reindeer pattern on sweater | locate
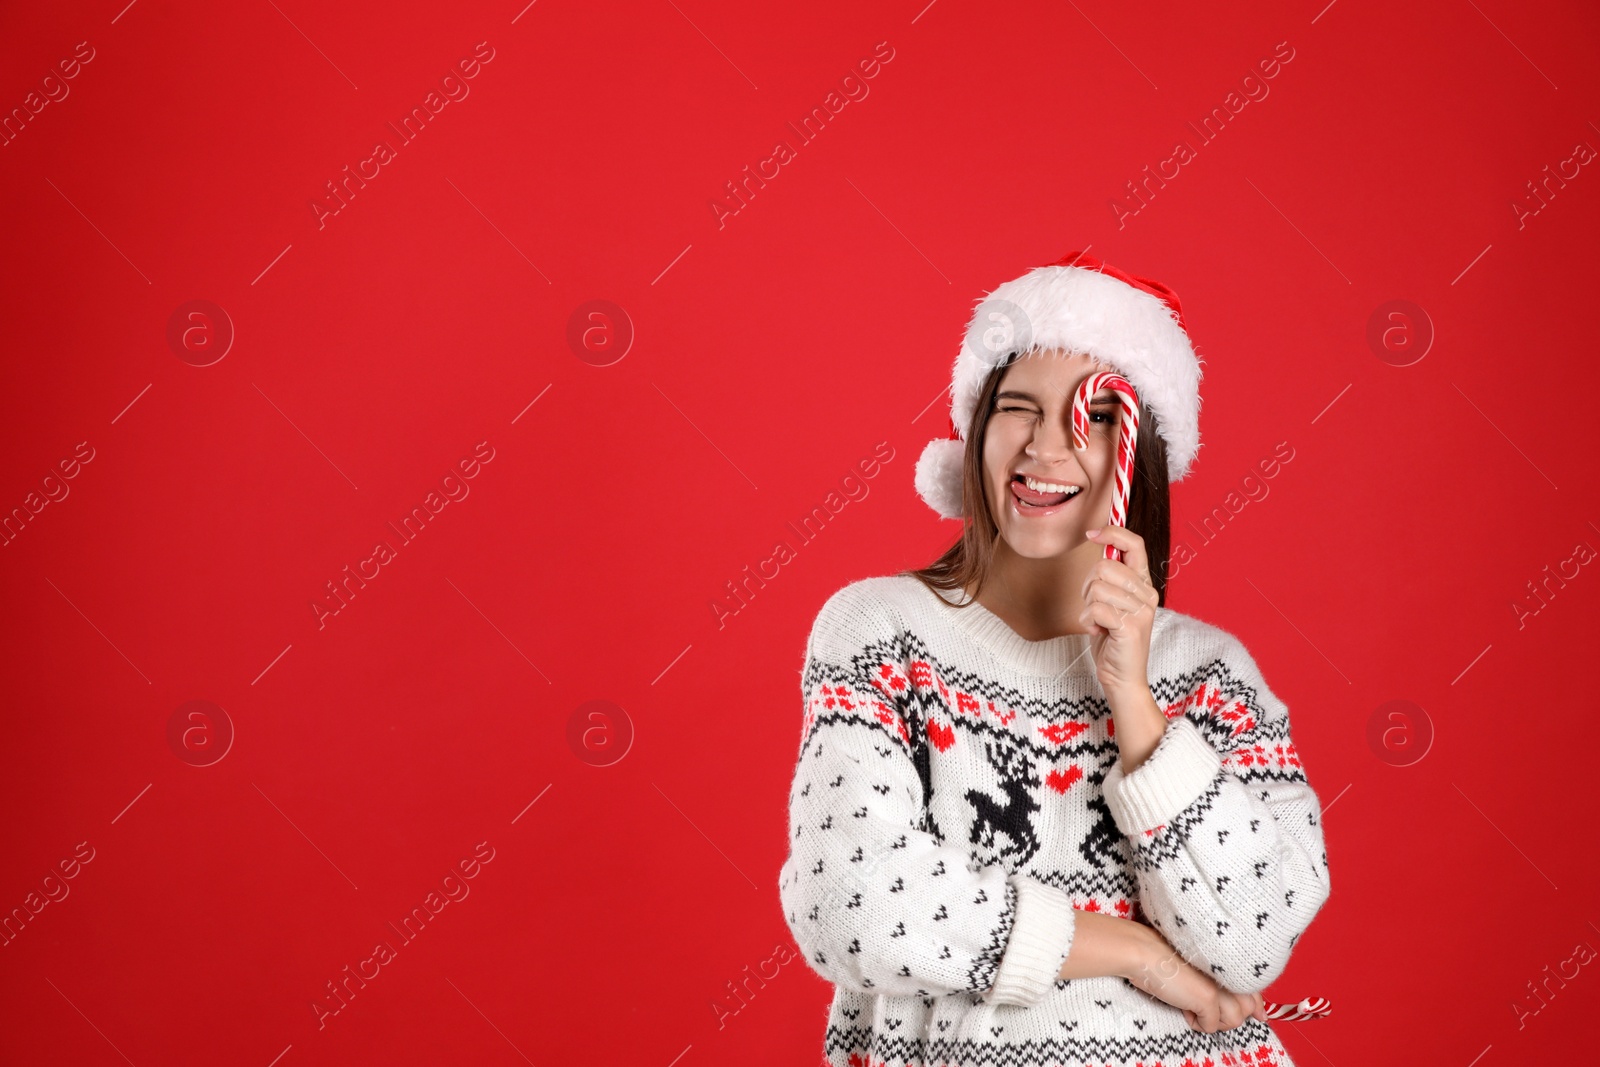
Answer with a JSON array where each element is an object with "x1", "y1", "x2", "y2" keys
[{"x1": 778, "y1": 575, "x2": 1332, "y2": 1067}]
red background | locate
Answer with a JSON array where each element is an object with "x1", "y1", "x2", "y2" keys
[{"x1": 3, "y1": 0, "x2": 1598, "y2": 1062}]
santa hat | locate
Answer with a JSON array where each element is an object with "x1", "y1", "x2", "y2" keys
[{"x1": 913, "y1": 250, "x2": 1204, "y2": 521}]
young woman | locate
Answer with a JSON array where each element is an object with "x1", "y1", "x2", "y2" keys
[{"x1": 778, "y1": 252, "x2": 1331, "y2": 1067}]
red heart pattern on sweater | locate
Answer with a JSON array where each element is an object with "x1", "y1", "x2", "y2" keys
[{"x1": 1045, "y1": 765, "x2": 1082, "y2": 793}]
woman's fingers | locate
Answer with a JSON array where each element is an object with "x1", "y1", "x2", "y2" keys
[
  {"x1": 1087, "y1": 525, "x2": 1154, "y2": 585},
  {"x1": 1081, "y1": 561, "x2": 1156, "y2": 615},
  {"x1": 1081, "y1": 582, "x2": 1148, "y2": 619},
  {"x1": 1185, "y1": 993, "x2": 1262, "y2": 1034},
  {"x1": 1079, "y1": 555, "x2": 1152, "y2": 601}
]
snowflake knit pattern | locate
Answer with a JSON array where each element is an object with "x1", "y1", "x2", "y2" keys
[{"x1": 778, "y1": 575, "x2": 1332, "y2": 1067}]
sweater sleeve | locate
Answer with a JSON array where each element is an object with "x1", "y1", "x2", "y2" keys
[
  {"x1": 778, "y1": 585, "x2": 1078, "y2": 1007},
  {"x1": 1100, "y1": 634, "x2": 1331, "y2": 995}
]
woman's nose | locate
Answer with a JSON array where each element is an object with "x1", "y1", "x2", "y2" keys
[{"x1": 1027, "y1": 416, "x2": 1074, "y2": 459}]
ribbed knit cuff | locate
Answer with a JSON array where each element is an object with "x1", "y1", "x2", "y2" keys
[
  {"x1": 1102, "y1": 716, "x2": 1223, "y2": 838},
  {"x1": 984, "y1": 874, "x2": 1077, "y2": 1008}
]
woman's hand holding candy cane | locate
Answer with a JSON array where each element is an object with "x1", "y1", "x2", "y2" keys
[
  {"x1": 1070, "y1": 371, "x2": 1158, "y2": 709},
  {"x1": 1126, "y1": 924, "x2": 1332, "y2": 1030},
  {"x1": 1076, "y1": 368, "x2": 1335, "y2": 1027},
  {"x1": 1078, "y1": 523, "x2": 1161, "y2": 711},
  {"x1": 1124, "y1": 924, "x2": 1267, "y2": 1033}
]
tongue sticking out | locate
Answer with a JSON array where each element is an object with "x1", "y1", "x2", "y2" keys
[{"x1": 1014, "y1": 480, "x2": 1072, "y2": 507}]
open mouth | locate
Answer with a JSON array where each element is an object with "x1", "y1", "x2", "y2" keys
[{"x1": 1010, "y1": 474, "x2": 1083, "y2": 512}]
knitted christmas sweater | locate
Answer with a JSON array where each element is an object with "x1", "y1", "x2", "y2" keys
[{"x1": 778, "y1": 575, "x2": 1332, "y2": 1067}]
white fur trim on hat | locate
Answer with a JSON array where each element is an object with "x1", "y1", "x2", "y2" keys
[{"x1": 915, "y1": 261, "x2": 1203, "y2": 520}]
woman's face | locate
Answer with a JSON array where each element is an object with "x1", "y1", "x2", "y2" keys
[{"x1": 981, "y1": 349, "x2": 1123, "y2": 561}]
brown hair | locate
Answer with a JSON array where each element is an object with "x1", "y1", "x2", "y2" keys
[{"x1": 901, "y1": 355, "x2": 1174, "y2": 608}]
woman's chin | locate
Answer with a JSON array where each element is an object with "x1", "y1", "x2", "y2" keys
[{"x1": 999, "y1": 523, "x2": 1081, "y2": 558}]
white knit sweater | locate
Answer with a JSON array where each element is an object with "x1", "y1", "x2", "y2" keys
[{"x1": 778, "y1": 574, "x2": 1331, "y2": 1067}]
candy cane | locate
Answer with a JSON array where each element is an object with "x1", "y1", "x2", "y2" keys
[
  {"x1": 1075, "y1": 373, "x2": 1336, "y2": 1024},
  {"x1": 1261, "y1": 997, "x2": 1333, "y2": 1020},
  {"x1": 1070, "y1": 371, "x2": 1140, "y2": 563}
]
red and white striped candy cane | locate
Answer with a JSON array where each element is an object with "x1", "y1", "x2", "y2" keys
[
  {"x1": 1261, "y1": 997, "x2": 1332, "y2": 1020},
  {"x1": 1070, "y1": 371, "x2": 1140, "y2": 562},
  {"x1": 1079, "y1": 373, "x2": 1335, "y2": 1025}
]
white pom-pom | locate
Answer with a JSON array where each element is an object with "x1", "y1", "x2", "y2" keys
[{"x1": 914, "y1": 438, "x2": 965, "y2": 521}]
